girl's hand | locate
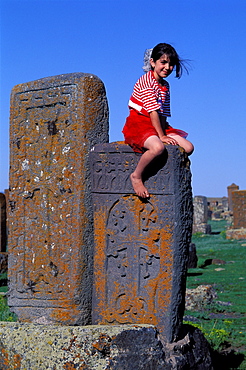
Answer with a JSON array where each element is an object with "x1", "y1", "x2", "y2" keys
[{"x1": 160, "y1": 135, "x2": 178, "y2": 145}]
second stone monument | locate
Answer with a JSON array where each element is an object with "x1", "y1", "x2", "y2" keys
[{"x1": 90, "y1": 142, "x2": 193, "y2": 342}]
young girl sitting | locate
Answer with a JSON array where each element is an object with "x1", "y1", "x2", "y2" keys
[{"x1": 122, "y1": 43, "x2": 194, "y2": 199}]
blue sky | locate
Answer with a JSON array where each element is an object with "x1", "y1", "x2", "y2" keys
[{"x1": 1, "y1": 0, "x2": 246, "y2": 197}]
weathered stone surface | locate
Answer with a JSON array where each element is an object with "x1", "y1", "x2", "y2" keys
[
  {"x1": 90, "y1": 142, "x2": 193, "y2": 342},
  {"x1": 185, "y1": 285, "x2": 217, "y2": 311},
  {"x1": 200, "y1": 258, "x2": 226, "y2": 267},
  {"x1": 187, "y1": 243, "x2": 197, "y2": 269},
  {"x1": 0, "y1": 193, "x2": 7, "y2": 252},
  {"x1": 231, "y1": 190, "x2": 246, "y2": 228},
  {"x1": 164, "y1": 324, "x2": 213, "y2": 370},
  {"x1": 226, "y1": 227, "x2": 246, "y2": 240},
  {"x1": 193, "y1": 223, "x2": 211, "y2": 234},
  {"x1": 193, "y1": 196, "x2": 208, "y2": 224},
  {"x1": 193, "y1": 196, "x2": 211, "y2": 234},
  {"x1": 227, "y1": 183, "x2": 239, "y2": 211},
  {"x1": 0, "y1": 322, "x2": 213, "y2": 369},
  {"x1": 226, "y1": 189, "x2": 246, "y2": 239},
  {"x1": 207, "y1": 197, "x2": 229, "y2": 220},
  {"x1": 8, "y1": 73, "x2": 109, "y2": 324},
  {"x1": 0, "y1": 323, "x2": 167, "y2": 369}
]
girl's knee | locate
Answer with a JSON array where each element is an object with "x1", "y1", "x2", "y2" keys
[
  {"x1": 144, "y1": 136, "x2": 165, "y2": 156},
  {"x1": 185, "y1": 142, "x2": 194, "y2": 155},
  {"x1": 153, "y1": 141, "x2": 165, "y2": 156}
]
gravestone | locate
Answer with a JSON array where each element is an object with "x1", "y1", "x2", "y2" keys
[
  {"x1": 232, "y1": 190, "x2": 246, "y2": 229},
  {"x1": 90, "y1": 142, "x2": 193, "y2": 342},
  {"x1": 222, "y1": 196, "x2": 229, "y2": 212},
  {"x1": 187, "y1": 243, "x2": 197, "y2": 268},
  {"x1": 8, "y1": 73, "x2": 109, "y2": 324},
  {"x1": 0, "y1": 193, "x2": 7, "y2": 252},
  {"x1": 226, "y1": 189, "x2": 246, "y2": 239},
  {"x1": 227, "y1": 183, "x2": 239, "y2": 211},
  {"x1": 192, "y1": 196, "x2": 211, "y2": 234}
]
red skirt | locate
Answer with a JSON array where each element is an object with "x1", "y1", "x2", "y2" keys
[{"x1": 122, "y1": 109, "x2": 188, "y2": 153}]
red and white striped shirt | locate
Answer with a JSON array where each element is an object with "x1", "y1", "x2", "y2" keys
[{"x1": 128, "y1": 70, "x2": 171, "y2": 117}]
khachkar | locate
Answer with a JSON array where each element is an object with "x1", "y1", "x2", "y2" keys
[
  {"x1": 8, "y1": 73, "x2": 109, "y2": 324},
  {"x1": 226, "y1": 189, "x2": 246, "y2": 239},
  {"x1": 192, "y1": 195, "x2": 211, "y2": 234},
  {"x1": 90, "y1": 142, "x2": 193, "y2": 342}
]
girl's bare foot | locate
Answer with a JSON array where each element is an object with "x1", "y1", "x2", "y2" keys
[{"x1": 130, "y1": 173, "x2": 149, "y2": 198}]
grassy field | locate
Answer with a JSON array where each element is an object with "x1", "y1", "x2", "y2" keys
[{"x1": 185, "y1": 219, "x2": 246, "y2": 369}]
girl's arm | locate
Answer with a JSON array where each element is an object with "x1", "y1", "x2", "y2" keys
[{"x1": 149, "y1": 111, "x2": 177, "y2": 145}]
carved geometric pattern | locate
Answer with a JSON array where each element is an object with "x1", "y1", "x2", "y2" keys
[
  {"x1": 105, "y1": 196, "x2": 160, "y2": 323},
  {"x1": 10, "y1": 85, "x2": 77, "y2": 299}
]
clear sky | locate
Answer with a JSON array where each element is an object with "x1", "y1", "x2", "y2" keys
[{"x1": 1, "y1": 0, "x2": 246, "y2": 197}]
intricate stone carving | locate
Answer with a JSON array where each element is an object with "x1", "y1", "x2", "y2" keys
[
  {"x1": 8, "y1": 73, "x2": 109, "y2": 324},
  {"x1": 104, "y1": 196, "x2": 160, "y2": 323},
  {"x1": 91, "y1": 143, "x2": 193, "y2": 342}
]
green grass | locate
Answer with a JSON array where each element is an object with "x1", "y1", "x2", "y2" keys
[
  {"x1": 0, "y1": 272, "x2": 17, "y2": 321},
  {"x1": 185, "y1": 220, "x2": 246, "y2": 369},
  {"x1": 0, "y1": 271, "x2": 8, "y2": 292},
  {"x1": 0, "y1": 295, "x2": 17, "y2": 322}
]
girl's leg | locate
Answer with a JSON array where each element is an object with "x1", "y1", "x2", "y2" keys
[
  {"x1": 130, "y1": 136, "x2": 165, "y2": 198},
  {"x1": 168, "y1": 134, "x2": 194, "y2": 155}
]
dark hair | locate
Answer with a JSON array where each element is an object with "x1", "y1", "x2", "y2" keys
[{"x1": 151, "y1": 43, "x2": 188, "y2": 78}]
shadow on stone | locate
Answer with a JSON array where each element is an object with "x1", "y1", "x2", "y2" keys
[{"x1": 211, "y1": 347, "x2": 245, "y2": 370}]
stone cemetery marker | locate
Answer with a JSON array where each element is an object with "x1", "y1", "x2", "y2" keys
[
  {"x1": 187, "y1": 243, "x2": 198, "y2": 269},
  {"x1": 90, "y1": 142, "x2": 193, "y2": 342},
  {"x1": 232, "y1": 190, "x2": 246, "y2": 229},
  {"x1": 227, "y1": 183, "x2": 239, "y2": 211},
  {"x1": 192, "y1": 196, "x2": 211, "y2": 234},
  {"x1": 8, "y1": 73, "x2": 109, "y2": 324}
]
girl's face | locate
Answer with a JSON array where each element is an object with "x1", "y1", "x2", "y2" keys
[{"x1": 150, "y1": 54, "x2": 174, "y2": 82}]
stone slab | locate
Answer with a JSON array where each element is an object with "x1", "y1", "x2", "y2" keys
[
  {"x1": 227, "y1": 183, "x2": 239, "y2": 211},
  {"x1": 0, "y1": 322, "x2": 213, "y2": 370},
  {"x1": 193, "y1": 223, "x2": 211, "y2": 234},
  {"x1": 232, "y1": 190, "x2": 246, "y2": 229},
  {"x1": 0, "y1": 323, "x2": 165, "y2": 369},
  {"x1": 226, "y1": 228, "x2": 246, "y2": 240},
  {"x1": 8, "y1": 73, "x2": 109, "y2": 324},
  {"x1": 90, "y1": 142, "x2": 193, "y2": 342}
]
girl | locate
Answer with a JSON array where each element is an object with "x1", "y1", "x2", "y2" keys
[{"x1": 122, "y1": 43, "x2": 194, "y2": 198}]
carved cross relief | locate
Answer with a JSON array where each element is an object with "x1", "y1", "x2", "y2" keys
[{"x1": 105, "y1": 195, "x2": 161, "y2": 323}]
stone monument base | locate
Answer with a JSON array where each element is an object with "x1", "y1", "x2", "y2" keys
[
  {"x1": 0, "y1": 322, "x2": 213, "y2": 369},
  {"x1": 226, "y1": 228, "x2": 246, "y2": 240},
  {"x1": 193, "y1": 223, "x2": 211, "y2": 234}
]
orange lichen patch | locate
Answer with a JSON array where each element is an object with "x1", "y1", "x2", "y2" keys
[
  {"x1": 63, "y1": 360, "x2": 88, "y2": 370},
  {"x1": 8, "y1": 73, "x2": 109, "y2": 324},
  {"x1": 91, "y1": 333, "x2": 111, "y2": 354},
  {"x1": 91, "y1": 142, "x2": 193, "y2": 342},
  {"x1": 92, "y1": 194, "x2": 175, "y2": 328},
  {"x1": 0, "y1": 346, "x2": 22, "y2": 370},
  {"x1": 0, "y1": 347, "x2": 9, "y2": 369},
  {"x1": 13, "y1": 354, "x2": 22, "y2": 369},
  {"x1": 50, "y1": 307, "x2": 82, "y2": 324}
]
